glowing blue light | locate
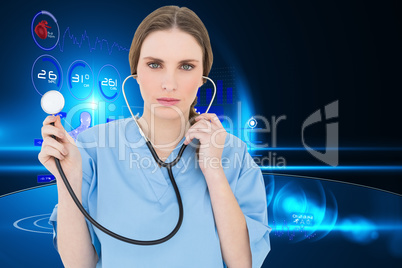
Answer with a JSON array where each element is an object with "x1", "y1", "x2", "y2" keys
[
  {"x1": 338, "y1": 216, "x2": 378, "y2": 244},
  {"x1": 0, "y1": 147, "x2": 41, "y2": 151},
  {"x1": 283, "y1": 197, "x2": 306, "y2": 213},
  {"x1": 271, "y1": 180, "x2": 337, "y2": 242},
  {"x1": 0, "y1": 165, "x2": 47, "y2": 171}
]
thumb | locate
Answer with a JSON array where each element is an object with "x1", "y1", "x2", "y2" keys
[{"x1": 54, "y1": 115, "x2": 64, "y2": 130}]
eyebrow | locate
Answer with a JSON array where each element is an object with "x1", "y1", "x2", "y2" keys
[{"x1": 142, "y1": 56, "x2": 199, "y2": 64}]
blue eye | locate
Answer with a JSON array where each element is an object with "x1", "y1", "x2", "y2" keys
[
  {"x1": 148, "y1": 63, "x2": 160, "y2": 69},
  {"x1": 181, "y1": 64, "x2": 193, "y2": 71}
]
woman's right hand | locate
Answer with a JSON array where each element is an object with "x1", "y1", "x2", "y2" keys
[{"x1": 38, "y1": 115, "x2": 82, "y2": 183}]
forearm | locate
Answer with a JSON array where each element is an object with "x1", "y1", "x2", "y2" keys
[
  {"x1": 204, "y1": 168, "x2": 252, "y2": 268},
  {"x1": 56, "y1": 175, "x2": 98, "y2": 268}
]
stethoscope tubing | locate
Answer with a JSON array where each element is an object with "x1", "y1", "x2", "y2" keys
[
  {"x1": 53, "y1": 126, "x2": 186, "y2": 245},
  {"x1": 52, "y1": 74, "x2": 216, "y2": 245}
]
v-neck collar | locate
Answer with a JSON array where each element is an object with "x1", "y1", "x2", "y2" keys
[{"x1": 124, "y1": 117, "x2": 197, "y2": 202}]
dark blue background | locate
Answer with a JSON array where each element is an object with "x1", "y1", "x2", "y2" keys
[{"x1": 0, "y1": 0, "x2": 401, "y2": 267}]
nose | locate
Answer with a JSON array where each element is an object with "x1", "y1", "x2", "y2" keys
[{"x1": 161, "y1": 71, "x2": 177, "y2": 92}]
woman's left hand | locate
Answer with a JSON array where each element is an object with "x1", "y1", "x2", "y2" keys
[{"x1": 184, "y1": 113, "x2": 227, "y2": 173}]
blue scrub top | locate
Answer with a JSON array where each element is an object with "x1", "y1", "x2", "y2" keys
[{"x1": 49, "y1": 118, "x2": 271, "y2": 267}]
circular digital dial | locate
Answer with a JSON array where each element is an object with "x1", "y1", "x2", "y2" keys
[
  {"x1": 31, "y1": 54, "x2": 63, "y2": 95},
  {"x1": 97, "y1": 64, "x2": 121, "y2": 102},
  {"x1": 31, "y1": 10, "x2": 60, "y2": 51},
  {"x1": 67, "y1": 60, "x2": 94, "y2": 100}
]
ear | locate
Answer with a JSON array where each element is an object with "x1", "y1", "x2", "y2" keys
[
  {"x1": 134, "y1": 74, "x2": 140, "y2": 85},
  {"x1": 199, "y1": 77, "x2": 204, "y2": 88}
]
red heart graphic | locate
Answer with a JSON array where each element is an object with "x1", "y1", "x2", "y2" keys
[{"x1": 34, "y1": 20, "x2": 51, "y2": 40}]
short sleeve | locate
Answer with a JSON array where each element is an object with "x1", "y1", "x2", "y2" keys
[
  {"x1": 234, "y1": 146, "x2": 271, "y2": 268},
  {"x1": 48, "y1": 131, "x2": 101, "y2": 260}
]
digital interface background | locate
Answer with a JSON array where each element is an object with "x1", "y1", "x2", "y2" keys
[{"x1": 0, "y1": 0, "x2": 401, "y2": 267}]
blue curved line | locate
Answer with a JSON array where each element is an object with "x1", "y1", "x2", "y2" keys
[
  {"x1": 31, "y1": 11, "x2": 42, "y2": 45},
  {"x1": 42, "y1": 57, "x2": 61, "y2": 87},
  {"x1": 99, "y1": 81, "x2": 117, "y2": 100},
  {"x1": 31, "y1": 11, "x2": 59, "y2": 51},
  {"x1": 41, "y1": 10, "x2": 57, "y2": 23},
  {"x1": 68, "y1": 62, "x2": 86, "y2": 88}
]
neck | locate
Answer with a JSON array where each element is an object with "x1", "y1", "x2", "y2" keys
[{"x1": 137, "y1": 110, "x2": 190, "y2": 151}]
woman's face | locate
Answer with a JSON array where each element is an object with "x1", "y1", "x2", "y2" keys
[{"x1": 136, "y1": 28, "x2": 204, "y2": 122}]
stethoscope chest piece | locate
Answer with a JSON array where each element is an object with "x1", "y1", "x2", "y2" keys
[{"x1": 41, "y1": 90, "x2": 65, "y2": 115}]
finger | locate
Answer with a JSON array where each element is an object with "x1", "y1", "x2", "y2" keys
[
  {"x1": 195, "y1": 113, "x2": 217, "y2": 121},
  {"x1": 184, "y1": 130, "x2": 209, "y2": 145},
  {"x1": 191, "y1": 118, "x2": 213, "y2": 130},
  {"x1": 195, "y1": 113, "x2": 221, "y2": 125},
  {"x1": 184, "y1": 128, "x2": 198, "y2": 145},
  {"x1": 42, "y1": 137, "x2": 68, "y2": 156},
  {"x1": 54, "y1": 115, "x2": 65, "y2": 129},
  {"x1": 42, "y1": 144, "x2": 65, "y2": 160},
  {"x1": 185, "y1": 118, "x2": 221, "y2": 145},
  {"x1": 43, "y1": 115, "x2": 57, "y2": 126},
  {"x1": 41, "y1": 124, "x2": 65, "y2": 140},
  {"x1": 187, "y1": 127, "x2": 212, "y2": 134},
  {"x1": 193, "y1": 119, "x2": 223, "y2": 136},
  {"x1": 186, "y1": 121, "x2": 213, "y2": 142}
]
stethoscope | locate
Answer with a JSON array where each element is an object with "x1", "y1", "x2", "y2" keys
[{"x1": 40, "y1": 74, "x2": 216, "y2": 245}]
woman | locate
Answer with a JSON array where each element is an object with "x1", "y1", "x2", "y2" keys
[{"x1": 40, "y1": 5, "x2": 271, "y2": 268}]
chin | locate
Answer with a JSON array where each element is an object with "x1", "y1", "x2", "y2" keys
[{"x1": 153, "y1": 107, "x2": 188, "y2": 121}]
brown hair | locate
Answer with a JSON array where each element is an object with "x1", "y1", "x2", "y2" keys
[{"x1": 128, "y1": 5, "x2": 213, "y2": 125}]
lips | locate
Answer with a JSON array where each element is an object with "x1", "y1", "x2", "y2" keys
[
  {"x1": 157, "y1": 98, "x2": 180, "y2": 106},
  {"x1": 157, "y1": 98, "x2": 180, "y2": 101}
]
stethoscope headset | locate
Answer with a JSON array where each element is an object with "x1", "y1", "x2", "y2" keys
[{"x1": 40, "y1": 74, "x2": 216, "y2": 245}]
